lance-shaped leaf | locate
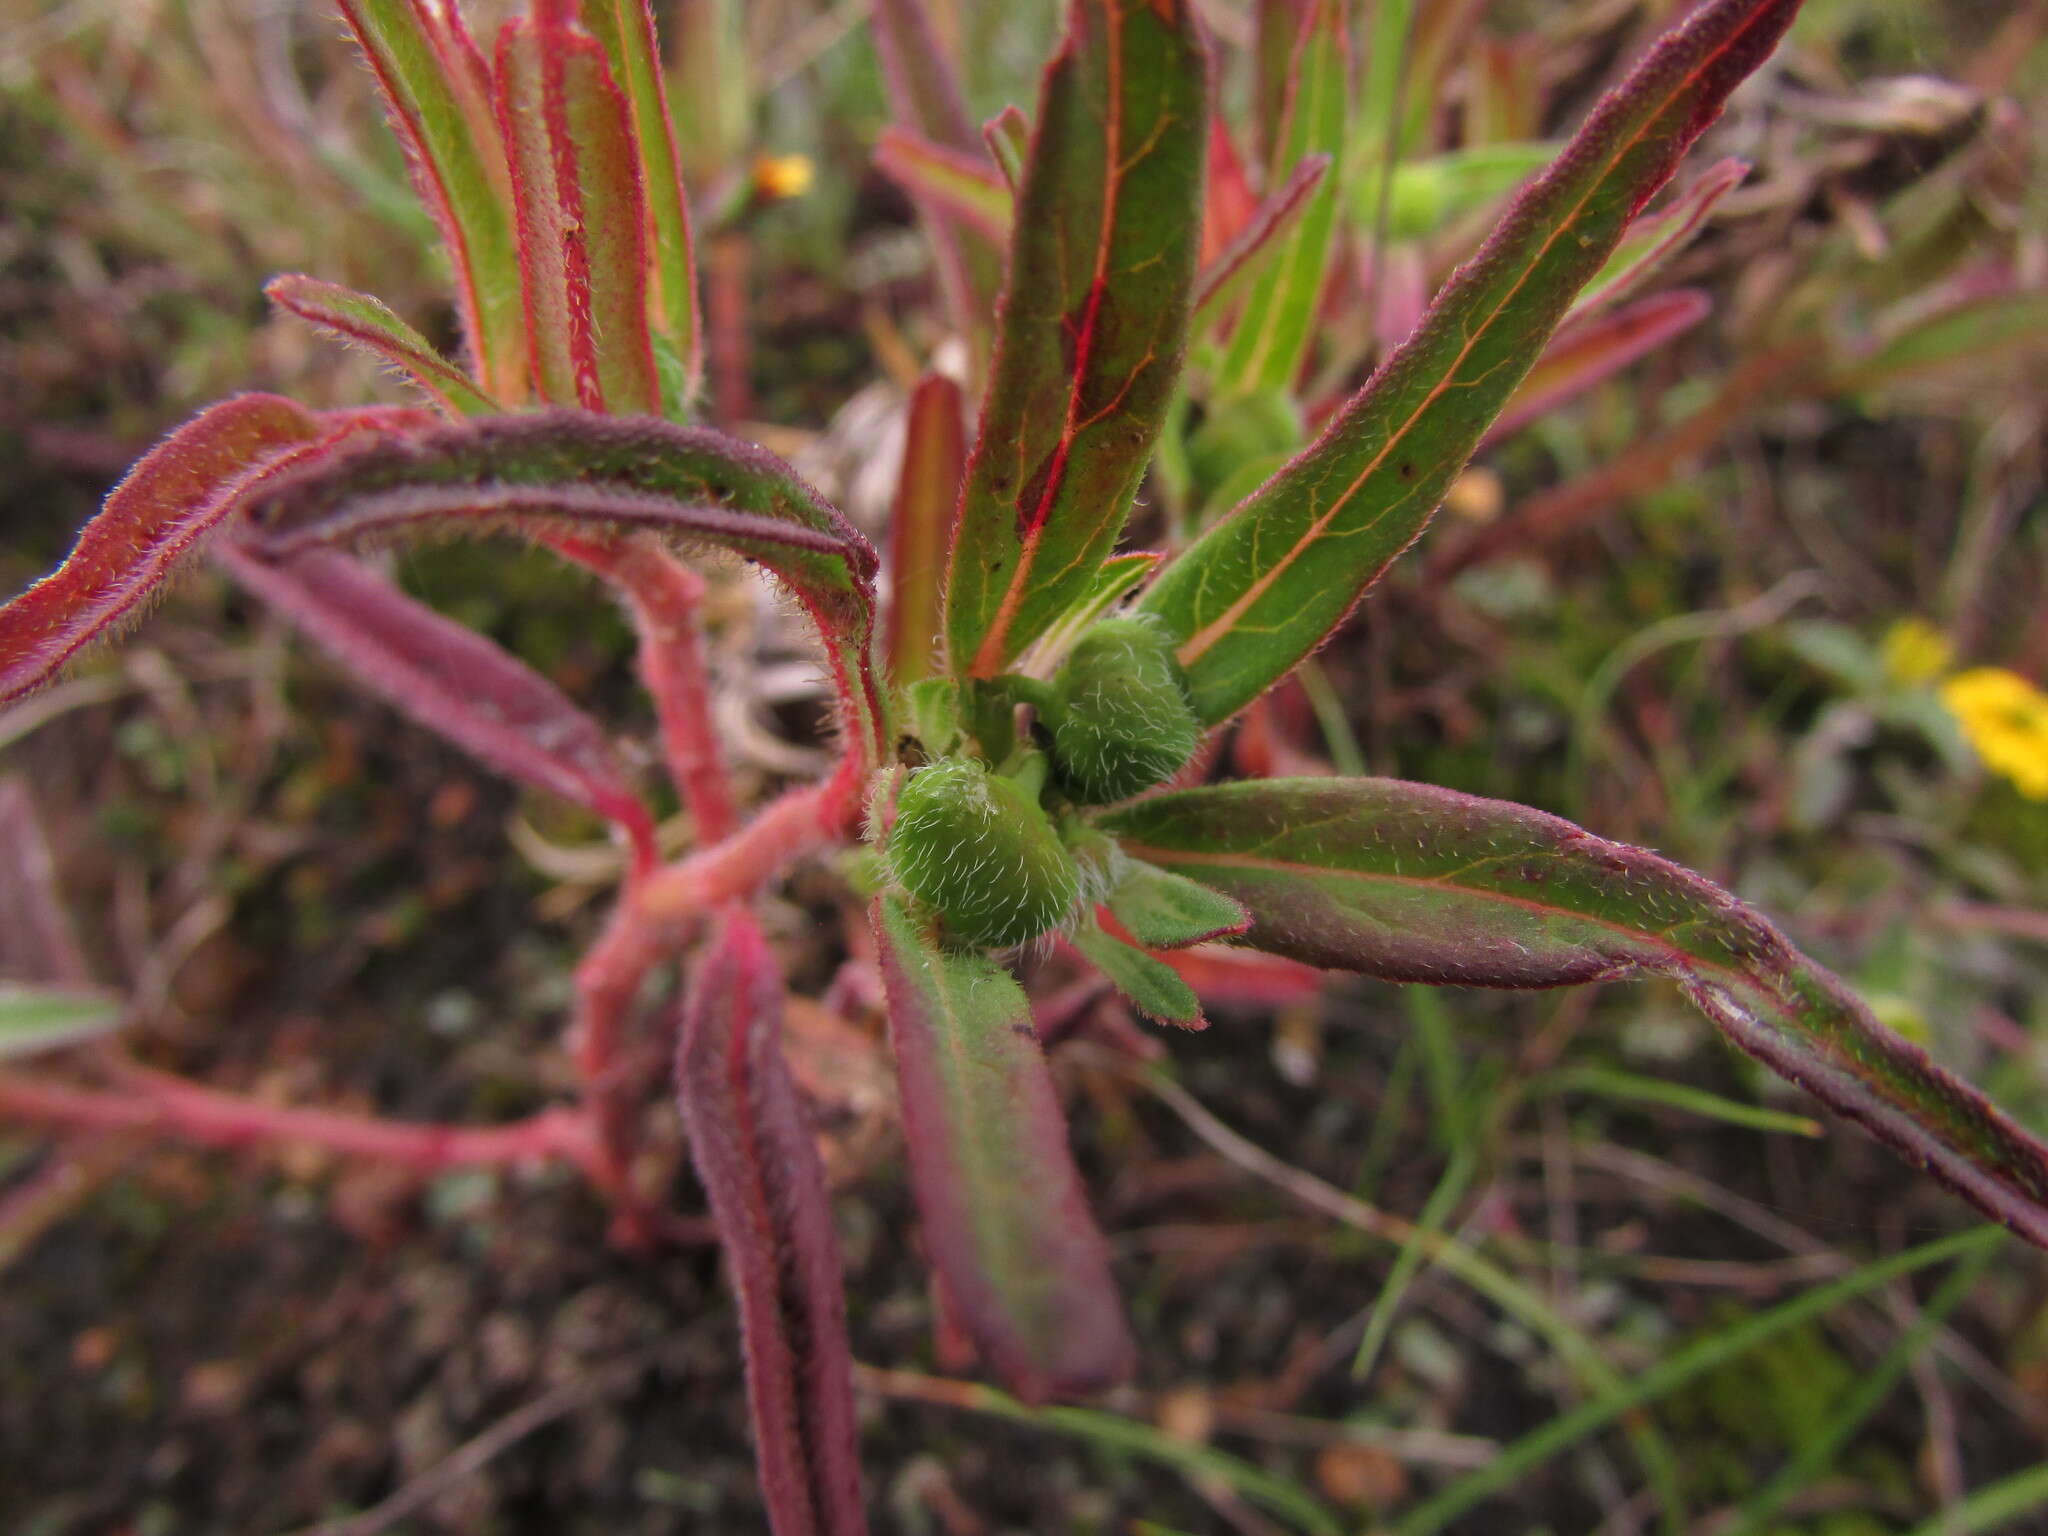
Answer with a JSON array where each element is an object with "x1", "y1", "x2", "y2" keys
[
  {"x1": 983, "y1": 106, "x2": 1030, "y2": 194},
  {"x1": 0, "y1": 394, "x2": 321, "y2": 706},
  {"x1": 1103, "y1": 778, "x2": 2048, "y2": 1248},
  {"x1": 232, "y1": 411, "x2": 888, "y2": 769},
  {"x1": 1485, "y1": 288, "x2": 1711, "y2": 444},
  {"x1": 1192, "y1": 152, "x2": 1332, "y2": 333},
  {"x1": 1568, "y1": 156, "x2": 1749, "y2": 320},
  {"x1": 873, "y1": 127, "x2": 1013, "y2": 246},
  {"x1": 0, "y1": 985, "x2": 126, "y2": 1062},
  {"x1": 1216, "y1": 0, "x2": 1347, "y2": 395},
  {"x1": 1071, "y1": 919, "x2": 1204, "y2": 1029},
  {"x1": 338, "y1": 0, "x2": 528, "y2": 401},
  {"x1": 872, "y1": 896, "x2": 1135, "y2": 1401},
  {"x1": 885, "y1": 374, "x2": 968, "y2": 686},
  {"x1": 1143, "y1": 0, "x2": 1806, "y2": 725},
  {"x1": 576, "y1": 0, "x2": 704, "y2": 412},
  {"x1": 216, "y1": 545, "x2": 655, "y2": 861},
  {"x1": 945, "y1": 0, "x2": 1207, "y2": 678},
  {"x1": 266, "y1": 275, "x2": 498, "y2": 418},
  {"x1": 0, "y1": 780, "x2": 92, "y2": 987},
  {"x1": 494, "y1": 17, "x2": 661, "y2": 414},
  {"x1": 675, "y1": 909, "x2": 868, "y2": 1536}
]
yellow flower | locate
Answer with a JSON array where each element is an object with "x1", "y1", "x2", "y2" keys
[
  {"x1": 752, "y1": 153, "x2": 814, "y2": 201},
  {"x1": 1881, "y1": 616, "x2": 1953, "y2": 686},
  {"x1": 1940, "y1": 667, "x2": 2048, "y2": 800}
]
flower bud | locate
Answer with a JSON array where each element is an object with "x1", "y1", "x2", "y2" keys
[
  {"x1": 1048, "y1": 617, "x2": 1201, "y2": 804},
  {"x1": 886, "y1": 757, "x2": 1080, "y2": 947}
]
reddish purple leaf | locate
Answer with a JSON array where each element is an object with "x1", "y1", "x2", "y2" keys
[
  {"x1": 1105, "y1": 778, "x2": 2048, "y2": 1248},
  {"x1": 676, "y1": 908, "x2": 867, "y2": 1536},
  {"x1": 214, "y1": 545, "x2": 655, "y2": 861},
  {"x1": 1485, "y1": 288, "x2": 1712, "y2": 444},
  {"x1": 872, "y1": 895, "x2": 1135, "y2": 1402},
  {"x1": 266, "y1": 275, "x2": 498, "y2": 418},
  {"x1": 884, "y1": 374, "x2": 968, "y2": 686},
  {"x1": 0, "y1": 394, "x2": 323, "y2": 707}
]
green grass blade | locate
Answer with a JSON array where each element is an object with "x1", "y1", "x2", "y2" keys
[{"x1": 1547, "y1": 1064, "x2": 1823, "y2": 1138}]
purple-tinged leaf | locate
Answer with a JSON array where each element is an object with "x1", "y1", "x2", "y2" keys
[
  {"x1": 576, "y1": 0, "x2": 705, "y2": 413},
  {"x1": 1568, "y1": 157, "x2": 1750, "y2": 320},
  {"x1": 0, "y1": 394, "x2": 321, "y2": 707},
  {"x1": 215, "y1": 545, "x2": 655, "y2": 862},
  {"x1": 676, "y1": 908, "x2": 868, "y2": 1536},
  {"x1": 1485, "y1": 289, "x2": 1711, "y2": 444},
  {"x1": 884, "y1": 374, "x2": 968, "y2": 686},
  {"x1": 982, "y1": 105, "x2": 1030, "y2": 195},
  {"x1": 231, "y1": 410, "x2": 888, "y2": 771},
  {"x1": 1192, "y1": 152, "x2": 1332, "y2": 333},
  {"x1": 0, "y1": 780, "x2": 92, "y2": 987},
  {"x1": 871, "y1": 0, "x2": 1005, "y2": 348},
  {"x1": 266, "y1": 275, "x2": 498, "y2": 418},
  {"x1": 1144, "y1": 0, "x2": 1806, "y2": 724},
  {"x1": 872, "y1": 896, "x2": 1134, "y2": 1401},
  {"x1": 1104, "y1": 778, "x2": 2048, "y2": 1248},
  {"x1": 873, "y1": 127, "x2": 1013, "y2": 246},
  {"x1": 337, "y1": 0, "x2": 528, "y2": 401},
  {"x1": 494, "y1": 18, "x2": 661, "y2": 414},
  {"x1": 945, "y1": 0, "x2": 1208, "y2": 678},
  {"x1": 1216, "y1": 0, "x2": 1348, "y2": 395}
]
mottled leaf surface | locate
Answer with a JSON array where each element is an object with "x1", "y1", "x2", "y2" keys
[
  {"x1": 945, "y1": 0, "x2": 1206, "y2": 678},
  {"x1": 676, "y1": 909, "x2": 868, "y2": 1536},
  {"x1": 1104, "y1": 778, "x2": 2048, "y2": 1247},
  {"x1": 872, "y1": 896, "x2": 1134, "y2": 1400},
  {"x1": 217, "y1": 546, "x2": 654, "y2": 858},
  {"x1": 231, "y1": 411, "x2": 887, "y2": 768},
  {"x1": 1143, "y1": 0, "x2": 1805, "y2": 723}
]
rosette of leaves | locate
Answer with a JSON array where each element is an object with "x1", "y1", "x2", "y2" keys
[{"x1": 5, "y1": 0, "x2": 2048, "y2": 1530}]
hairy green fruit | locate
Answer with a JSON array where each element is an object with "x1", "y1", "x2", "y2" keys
[
  {"x1": 1047, "y1": 617, "x2": 1202, "y2": 804},
  {"x1": 887, "y1": 758, "x2": 1080, "y2": 947}
]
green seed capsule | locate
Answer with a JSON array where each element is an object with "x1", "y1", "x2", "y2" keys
[
  {"x1": 1048, "y1": 616, "x2": 1201, "y2": 804},
  {"x1": 887, "y1": 757, "x2": 1080, "y2": 947}
]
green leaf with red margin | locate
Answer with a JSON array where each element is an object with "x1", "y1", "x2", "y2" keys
[
  {"x1": 574, "y1": 0, "x2": 705, "y2": 414},
  {"x1": 337, "y1": 0, "x2": 529, "y2": 402},
  {"x1": 1568, "y1": 156, "x2": 1749, "y2": 319},
  {"x1": 494, "y1": 17, "x2": 661, "y2": 414},
  {"x1": 0, "y1": 395, "x2": 330, "y2": 706},
  {"x1": 675, "y1": 907, "x2": 868, "y2": 1536},
  {"x1": 944, "y1": 0, "x2": 1207, "y2": 680},
  {"x1": 232, "y1": 411, "x2": 887, "y2": 772},
  {"x1": 871, "y1": 895, "x2": 1135, "y2": 1401},
  {"x1": 873, "y1": 127, "x2": 1013, "y2": 246},
  {"x1": 1486, "y1": 288, "x2": 1711, "y2": 444},
  {"x1": 885, "y1": 374, "x2": 969, "y2": 686},
  {"x1": 1191, "y1": 152, "x2": 1332, "y2": 334},
  {"x1": 266, "y1": 276, "x2": 498, "y2": 418},
  {"x1": 1102, "y1": 778, "x2": 2048, "y2": 1249},
  {"x1": 1215, "y1": 0, "x2": 1347, "y2": 395},
  {"x1": 1142, "y1": 0, "x2": 1806, "y2": 725}
]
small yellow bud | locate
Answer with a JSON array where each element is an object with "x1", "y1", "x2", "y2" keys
[
  {"x1": 1940, "y1": 667, "x2": 2048, "y2": 800},
  {"x1": 1881, "y1": 617, "x2": 1953, "y2": 687},
  {"x1": 752, "y1": 153, "x2": 814, "y2": 201}
]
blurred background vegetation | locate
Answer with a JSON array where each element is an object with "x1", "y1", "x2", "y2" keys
[{"x1": 1, "y1": 0, "x2": 2045, "y2": 1532}]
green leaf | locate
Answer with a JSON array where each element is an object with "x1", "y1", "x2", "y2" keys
[
  {"x1": 0, "y1": 984, "x2": 124, "y2": 1060},
  {"x1": 493, "y1": 17, "x2": 661, "y2": 414},
  {"x1": 338, "y1": 0, "x2": 529, "y2": 401},
  {"x1": 265, "y1": 276, "x2": 498, "y2": 417},
  {"x1": 945, "y1": 0, "x2": 1207, "y2": 679},
  {"x1": 874, "y1": 127, "x2": 1013, "y2": 245},
  {"x1": 1104, "y1": 860, "x2": 1249, "y2": 949},
  {"x1": 235, "y1": 410, "x2": 887, "y2": 770},
  {"x1": 1071, "y1": 919, "x2": 1204, "y2": 1028},
  {"x1": 871, "y1": 896, "x2": 1134, "y2": 1401},
  {"x1": 576, "y1": 0, "x2": 704, "y2": 413},
  {"x1": 1103, "y1": 778, "x2": 2048, "y2": 1248},
  {"x1": 1142, "y1": 0, "x2": 1806, "y2": 724},
  {"x1": 1215, "y1": 0, "x2": 1347, "y2": 395}
]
